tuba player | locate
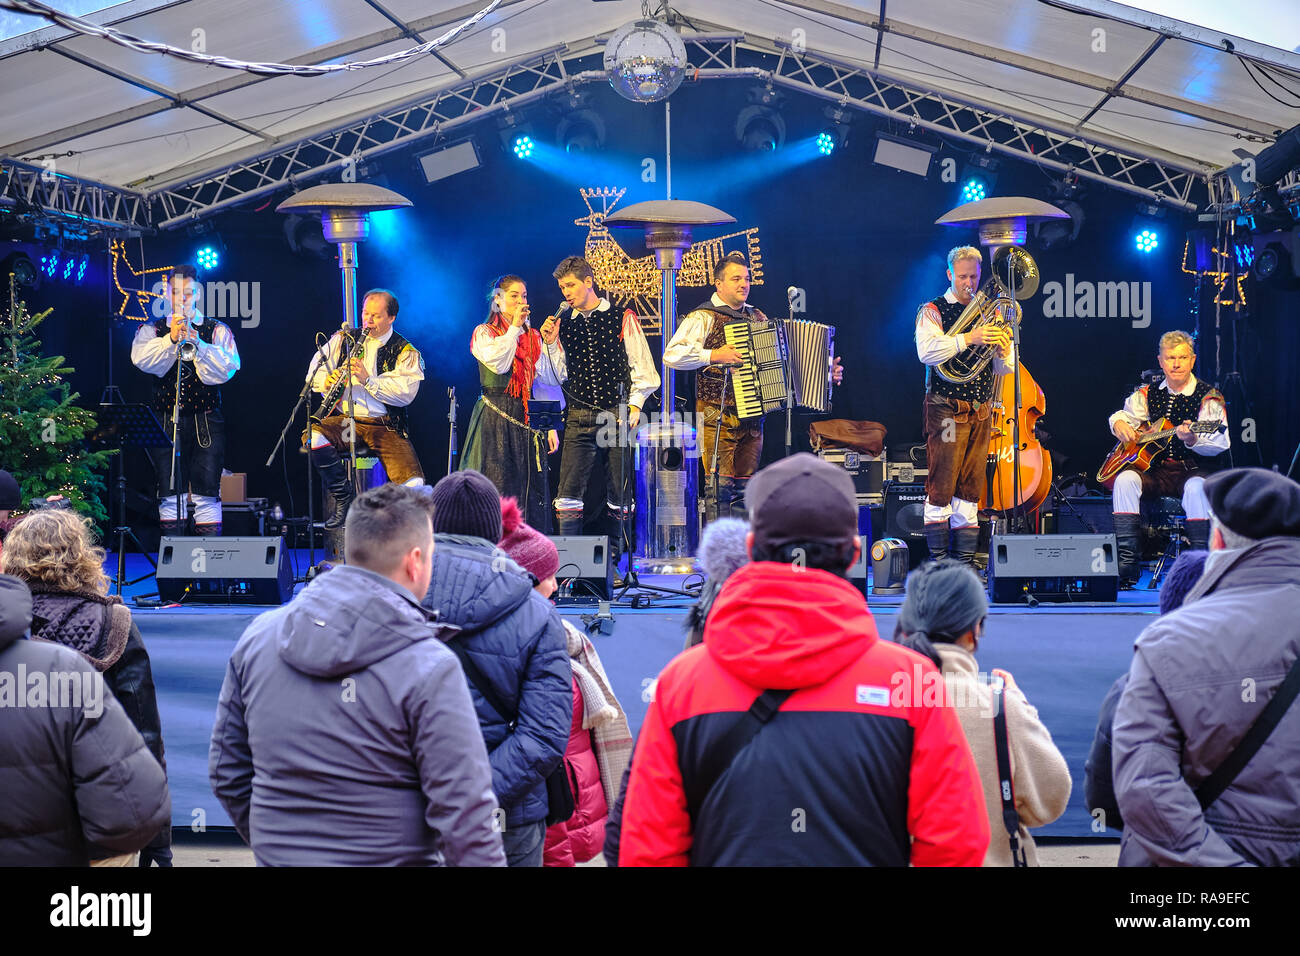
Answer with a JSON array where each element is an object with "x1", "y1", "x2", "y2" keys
[{"x1": 915, "y1": 245, "x2": 1015, "y2": 570}]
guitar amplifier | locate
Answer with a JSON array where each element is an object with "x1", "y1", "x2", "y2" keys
[{"x1": 882, "y1": 481, "x2": 928, "y2": 567}]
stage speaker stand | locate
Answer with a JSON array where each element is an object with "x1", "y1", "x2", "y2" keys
[
  {"x1": 156, "y1": 536, "x2": 294, "y2": 605},
  {"x1": 987, "y1": 534, "x2": 1119, "y2": 604},
  {"x1": 882, "y1": 480, "x2": 928, "y2": 568},
  {"x1": 550, "y1": 534, "x2": 614, "y2": 601}
]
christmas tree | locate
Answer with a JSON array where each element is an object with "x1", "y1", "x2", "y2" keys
[{"x1": 0, "y1": 274, "x2": 112, "y2": 522}]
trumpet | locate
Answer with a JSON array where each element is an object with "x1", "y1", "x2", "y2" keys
[
  {"x1": 172, "y1": 313, "x2": 199, "y2": 362},
  {"x1": 935, "y1": 246, "x2": 1039, "y2": 385}
]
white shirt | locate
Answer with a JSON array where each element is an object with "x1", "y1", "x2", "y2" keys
[
  {"x1": 469, "y1": 322, "x2": 565, "y2": 392},
  {"x1": 130, "y1": 312, "x2": 240, "y2": 385},
  {"x1": 914, "y1": 290, "x2": 1016, "y2": 374},
  {"x1": 543, "y1": 297, "x2": 660, "y2": 411},
  {"x1": 1108, "y1": 374, "x2": 1230, "y2": 455},
  {"x1": 664, "y1": 293, "x2": 757, "y2": 371},
  {"x1": 307, "y1": 327, "x2": 423, "y2": 418}
]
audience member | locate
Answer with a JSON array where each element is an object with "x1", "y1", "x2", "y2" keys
[
  {"x1": 1085, "y1": 548, "x2": 1208, "y2": 832},
  {"x1": 1114, "y1": 467, "x2": 1300, "y2": 866},
  {"x1": 0, "y1": 469, "x2": 20, "y2": 560},
  {"x1": 684, "y1": 516, "x2": 749, "y2": 650},
  {"x1": 0, "y1": 573, "x2": 170, "y2": 865},
  {"x1": 896, "y1": 559, "x2": 1071, "y2": 866},
  {"x1": 209, "y1": 483, "x2": 505, "y2": 866},
  {"x1": 496, "y1": 497, "x2": 633, "y2": 866},
  {"x1": 422, "y1": 471, "x2": 570, "y2": 867},
  {"x1": 618, "y1": 453, "x2": 989, "y2": 866},
  {"x1": 1, "y1": 509, "x2": 171, "y2": 865}
]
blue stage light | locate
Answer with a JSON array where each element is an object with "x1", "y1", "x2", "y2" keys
[
  {"x1": 961, "y1": 178, "x2": 987, "y2": 203},
  {"x1": 1233, "y1": 240, "x2": 1255, "y2": 270},
  {"x1": 816, "y1": 132, "x2": 836, "y2": 156},
  {"x1": 41, "y1": 250, "x2": 59, "y2": 277},
  {"x1": 62, "y1": 257, "x2": 74, "y2": 279},
  {"x1": 1134, "y1": 229, "x2": 1159, "y2": 253},
  {"x1": 76, "y1": 255, "x2": 88, "y2": 282},
  {"x1": 196, "y1": 245, "x2": 220, "y2": 270},
  {"x1": 512, "y1": 135, "x2": 534, "y2": 160}
]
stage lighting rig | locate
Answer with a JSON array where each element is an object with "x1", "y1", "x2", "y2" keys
[
  {"x1": 872, "y1": 130, "x2": 939, "y2": 178},
  {"x1": 958, "y1": 153, "x2": 999, "y2": 204},
  {"x1": 1, "y1": 251, "x2": 38, "y2": 290},
  {"x1": 1132, "y1": 200, "x2": 1168, "y2": 255},
  {"x1": 817, "y1": 106, "x2": 851, "y2": 156},
  {"x1": 1034, "y1": 176, "x2": 1085, "y2": 249},
  {"x1": 736, "y1": 86, "x2": 786, "y2": 153},
  {"x1": 558, "y1": 108, "x2": 607, "y2": 154}
]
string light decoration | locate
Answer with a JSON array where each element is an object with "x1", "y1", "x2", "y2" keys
[
  {"x1": 1181, "y1": 238, "x2": 1248, "y2": 308},
  {"x1": 110, "y1": 239, "x2": 174, "y2": 321},
  {"x1": 574, "y1": 187, "x2": 763, "y2": 335}
]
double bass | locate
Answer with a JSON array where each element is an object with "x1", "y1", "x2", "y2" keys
[{"x1": 979, "y1": 362, "x2": 1052, "y2": 520}]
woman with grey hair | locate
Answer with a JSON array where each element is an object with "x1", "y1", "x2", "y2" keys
[{"x1": 895, "y1": 559, "x2": 1071, "y2": 866}]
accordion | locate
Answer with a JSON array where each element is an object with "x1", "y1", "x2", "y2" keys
[{"x1": 722, "y1": 317, "x2": 836, "y2": 421}]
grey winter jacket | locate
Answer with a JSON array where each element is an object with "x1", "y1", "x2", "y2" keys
[
  {"x1": 208, "y1": 564, "x2": 506, "y2": 866},
  {"x1": 421, "y1": 535, "x2": 570, "y2": 829},
  {"x1": 0, "y1": 574, "x2": 171, "y2": 865},
  {"x1": 1113, "y1": 536, "x2": 1300, "y2": 867}
]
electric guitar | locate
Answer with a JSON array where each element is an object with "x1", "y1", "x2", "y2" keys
[{"x1": 1096, "y1": 417, "x2": 1226, "y2": 488}]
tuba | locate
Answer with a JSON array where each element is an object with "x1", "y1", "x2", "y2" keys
[{"x1": 935, "y1": 245, "x2": 1040, "y2": 385}]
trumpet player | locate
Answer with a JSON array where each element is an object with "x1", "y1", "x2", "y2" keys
[
  {"x1": 304, "y1": 289, "x2": 425, "y2": 561},
  {"x1": 916, "y1": 245, "x2": 1015, "y2": 571},
  {"x1": 131, "y1": 264, "x2": 241, "y2": 536}
]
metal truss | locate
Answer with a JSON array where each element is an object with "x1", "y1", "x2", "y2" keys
[
  {"x1": 2, "y1": 29, "x2": 1223, "y2": 233},
  {"x1": 0, "y1": 158, "x2": 148, "y2": 232}
]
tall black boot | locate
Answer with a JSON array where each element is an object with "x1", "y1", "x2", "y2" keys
[
  {"x1": 555, "y1": 509, "x2": 585, "y2": 537},
  {"x1": 1185, "y1": 518, "x2": 1210, "y2": 553},
  {"x1": 702, "y1": 475, "x2": 722, "y2": 526},
  {"x1": 728, "y1": 477, "x2": 749, "y2": 521},
  {"x1": 312, "y1": 445, "x2": 355, "y2": 550},
  {"x1": 1113, "y1": 513, "x2": 1142, "y2": 589},
  {"x1": 951, "y1": 526, "x2": 981, "y2": 574},
  {"x1": 924, "y1": 522, "x2": 950, "y2": 562}
]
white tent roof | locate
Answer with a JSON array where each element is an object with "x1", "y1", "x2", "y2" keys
[{"x1": 2, "y1": 0, "x2": 1297, "y2": 230}]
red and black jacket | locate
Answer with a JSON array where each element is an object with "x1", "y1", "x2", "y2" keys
[{"x1": 619, "y1": 561, "x2": 990, "y2": 866}]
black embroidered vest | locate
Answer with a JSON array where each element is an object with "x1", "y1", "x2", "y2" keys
[
  {"x1": 925, "y1": 297, "x2": 996, "y2": 405},
  {"x1": 149, "y1": 317, "x2": 224, "y2": 415},
  {"x1": 373, "y1": 331, "x2": 420, "y2": 440},
  {"x1": 558, "y1": 303, "x2": 630, "y2": 411},
  {"x1": 1144, "y1": 379, "x2": 1221, "y2": 464},
  {"x1": 695, "y1": 302, "x2": 771, "y2": 409}
]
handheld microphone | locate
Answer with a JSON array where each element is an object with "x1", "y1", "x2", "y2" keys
[{"x1": 787, "y1": 286, "x2": 798, "y2": 302}]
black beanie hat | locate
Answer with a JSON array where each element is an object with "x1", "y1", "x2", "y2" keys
[
  {"x1": 430, "y1": 470, "x2": 502, "y2": 542},
  {"x1": 1204, "y1": 467, "x2": 1300, "y2": 540}
]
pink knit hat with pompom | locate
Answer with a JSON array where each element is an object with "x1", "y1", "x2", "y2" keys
[{"x1": 497, "y1": 497, "x2": 559, "y2": 582}]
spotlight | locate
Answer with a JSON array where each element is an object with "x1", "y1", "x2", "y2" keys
[
  {"x1": 41, "y1": 249, "x2": 59, "y2": 277},
  {"x1": 416, "y1": 139, "x2": 482, "y2": 184},
  {"x1": 1035, "y1": 176, "x2": 1086, "y2": 249},
  {"x1": 1131, "y1": 200, "x2": 1167, "y2": 255},
  {"x1": 75, "y1": 254, "x2": 88, "y2": 282},
  {"x1": 61, "y1": 257, "x2": 74, "y2": 280},
  {"x1": 1, "y1": 251, "x2": 39, "y2": 289},
  {"x1": 736, "y1": 86, "x2": 786, "y2": 153},
  {"x1": 961, "y1": 178, "x2": 987, "y2": 202},
  {"x1": 1233, "y1": 238, "x2": 1255, "y2": 271},
  {"x1": 1134, "y1": 229, "x2": 1159, "y2": 253},
  {"x1": 497, "y1": 115, "x2": 538, "y2": 159},
  {"x1": 196, "y1": 245, "x2": 220, "y2": 270},
  {"x1": 872, "y1": 131, "x2": 939, "y2": 177},
  {"x1": 1251, "y1": 229, "x2": 1300, "y2": 287},
  {"x1": 557, "y1": 108, "x2": 607, "y2": 154},
  {"x1": 512, "y1": 135, "x2": 535, "y2": 160},
  {"x1": 816, "y1": 106, "x2": 851, "y2": 156}
]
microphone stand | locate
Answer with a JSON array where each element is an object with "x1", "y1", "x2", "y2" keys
[
  {"x1": 1006, "y1": 252, "x2": 1027, "y2": 534},
  {"x1": 709, "y1": 367, "x2": 732, "y2": 522},
  {"x1": 169, "y1": 323, "x2": 188, "y2": 534},
  {"x1": 265, "y1": 355, "x2": 322, "y2": 567},
  {"x1": 447, "y1": 386, "x2": 458, "y2": 476}
]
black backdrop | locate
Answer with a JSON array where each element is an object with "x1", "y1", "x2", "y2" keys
[{"x1": 11, "y1": 80, "x2": 1299, "y2": 526}]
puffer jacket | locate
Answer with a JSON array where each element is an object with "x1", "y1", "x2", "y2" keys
[
  {"x1": 0, "y1": 574, "x2": 171, "y2": 865},
  {"x1": 619, "y1": 561, "x2": 989, "y2": 866},
  {"x1": 422, "y1": 534, "x2": 570, "y2": 829},
  {"x1": 1114, "y1": 537, "x2": 1300, "y2": 867},
  {"x1": 543, "y1": 678, "x2": 609, "y2": 866},
  {"x1": 209, "y1": 563, "x2": 505, "y2": 866},
  {"x1": 26, "y1": 584, "x2": 170, "y2": 864}
]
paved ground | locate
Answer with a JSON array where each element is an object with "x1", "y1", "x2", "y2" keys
[{"x1": 170, "y1": 841, "x2": 1121, "y2": 867}]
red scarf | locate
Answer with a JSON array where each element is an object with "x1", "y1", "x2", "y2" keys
[{"x1": 475, "y1": 314, "x2": 542, "y2": 421}]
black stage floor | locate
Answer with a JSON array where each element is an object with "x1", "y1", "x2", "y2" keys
[{"x1": 107, "y1": 550, "x2": 1163, "y2": 841}]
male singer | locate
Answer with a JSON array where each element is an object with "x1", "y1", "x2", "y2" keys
[
  {"x1": 131, "y1": 264, "x2": 240, "y2": 535},
  {"x1": 305, "y1": 289, "x2": 425, "y2": 560}
]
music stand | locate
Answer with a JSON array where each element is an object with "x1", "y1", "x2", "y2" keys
[
  {"x1": 94, "y1": 402, "x2": 171, "y2": 595},
  {"x1": 527, "y1": 399, "x2": 563, "y2": 536}
]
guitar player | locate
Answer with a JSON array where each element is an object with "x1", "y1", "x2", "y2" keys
[{"x1": 1108, "y1": 330, "x2": 1229, "y2": 588}]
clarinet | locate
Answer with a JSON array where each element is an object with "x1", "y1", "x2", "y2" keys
[{"x1": 309, "y1": 325, "x2": 368, "y2": 424}]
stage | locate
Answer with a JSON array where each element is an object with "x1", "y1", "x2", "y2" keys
[{"x1": 107, "y1": 549, "x2": 1165, "y2": 841}]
